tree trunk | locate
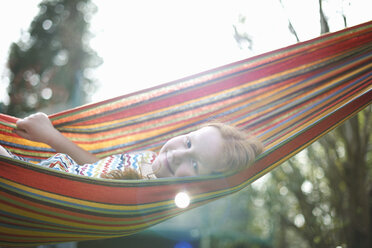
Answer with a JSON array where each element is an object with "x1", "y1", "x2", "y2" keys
[
  {"x1": 319, "y1": 0, "x2": 329, "y2": 34},
  {"x1": 339, "y1": 113, "x2": 371, "y2": 248}
]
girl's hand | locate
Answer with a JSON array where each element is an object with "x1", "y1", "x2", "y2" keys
[
  {"x1": 14, "y1": 112, "x2": 99, "y2": 164},
  {"x1": 14, "y1": 113, "x2": 58, "y2": 145}
]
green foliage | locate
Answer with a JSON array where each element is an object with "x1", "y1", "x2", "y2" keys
[
  {"x1": 251, "y1": 107, "x2": 372, "y2": 248},
  {"x1": 6, "y1": 0, "x2": 101, "y2": 116}
]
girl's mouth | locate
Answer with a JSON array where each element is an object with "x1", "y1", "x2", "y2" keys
[{"x1": 164, "y1": 151, "x2": 174, "y2": 175}]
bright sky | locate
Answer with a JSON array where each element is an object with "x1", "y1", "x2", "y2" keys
[
  {"x1": 87, "y1": 0, "x2": 296, "y2": 102},
  {"x1": 0, "y1": 0, "x2": 371, "y2": 107}
]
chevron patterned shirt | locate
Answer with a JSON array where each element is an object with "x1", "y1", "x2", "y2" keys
[{"x1": 37, "y1": 151, "x2": 157, "y2": 179}]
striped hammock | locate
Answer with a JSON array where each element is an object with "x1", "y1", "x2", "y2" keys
[{"x1": 0, "y1": 21, "x2": 371, "y2": 246}]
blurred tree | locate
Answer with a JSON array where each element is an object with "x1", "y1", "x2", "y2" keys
[
  {"x1": 6, "y1": 0, "x2": 101, "y2": 116},
  {"x1": 319, "y1": 0, "x2": 330, "y2": 34},
  {"x1": 244, "y1": 1, "x2": 372, "y2": 247},
  {"x1": 278, "y1": 0, "x2": 300, "y2": 42},
  {"x1": 232, "y1": 15, "x2": 253, "y2": 50},
  {"x1": 259, "y1": 106, "x2": 372, "y2": 248}
]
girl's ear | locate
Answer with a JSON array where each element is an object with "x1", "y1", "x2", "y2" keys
[{"x1": 251, "y1": 140, "x2": 264, "y2": 157}]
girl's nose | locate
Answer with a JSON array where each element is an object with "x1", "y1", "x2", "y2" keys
[{"x1": 168, "y1": 149, "x2": 188, "y2": 165}]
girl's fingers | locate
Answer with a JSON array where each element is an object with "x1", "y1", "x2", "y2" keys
[
  {"x1": 13, "y1": 128, "x2": 31, "y2": 141},
  {"x1": 16, "y1": 118, "x2": 27, "y2": 130}
]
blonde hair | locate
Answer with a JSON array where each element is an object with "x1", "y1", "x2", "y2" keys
[
  {"x1": 204, "y1": 122, "x2": 263, "y2": 173},
  {"x1": 101, "y1": 167, "x2": 143, "y2": 180}
]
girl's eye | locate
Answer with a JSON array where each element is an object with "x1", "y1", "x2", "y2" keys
[
  {"x1": 186, "y1": 138, "x2": 192, "y2": 148},
  {"x1": 192, "y1": 161, "x2": 199, "y2": 173}
]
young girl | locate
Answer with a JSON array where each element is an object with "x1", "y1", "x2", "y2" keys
[{"x1": 0, "y1": 113, "x2": 263, "y2": 179}]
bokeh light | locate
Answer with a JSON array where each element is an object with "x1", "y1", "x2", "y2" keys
[{"x1": 175, "y1": 192, "x2": 190, "y2": 209}]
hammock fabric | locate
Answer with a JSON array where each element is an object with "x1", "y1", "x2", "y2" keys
[{"x1": 0, "y1": 21, "x2": 371, "y2": 246}]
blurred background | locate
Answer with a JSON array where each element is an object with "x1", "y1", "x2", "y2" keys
[{"x1": 0, "y1": 0, "x2": 371, "y2": 247}]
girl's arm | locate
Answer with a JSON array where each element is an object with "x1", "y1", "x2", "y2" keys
[{"x1": 14, "y1": 113, "x2": 99, "y2": 164}]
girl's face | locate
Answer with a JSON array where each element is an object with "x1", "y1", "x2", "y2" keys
[{"x1": 152, "y1": 126, "x2": 226, "y2": 178}]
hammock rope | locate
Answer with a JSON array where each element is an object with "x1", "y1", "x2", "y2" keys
[{"x1": 0, "y1": 21, "x2": 371, "y2": 246}]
